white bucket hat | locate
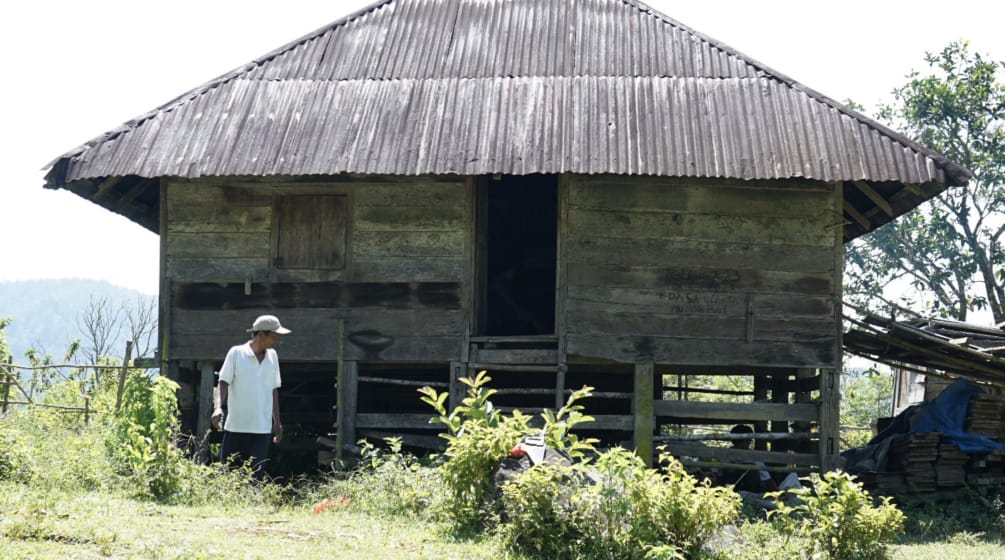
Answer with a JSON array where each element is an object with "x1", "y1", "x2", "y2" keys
[{"x1": 247, "y1": 314, "x2": 291, "y2": 334}]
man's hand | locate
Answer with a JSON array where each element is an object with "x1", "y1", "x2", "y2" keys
[
  {"x1": 273, "y1": 423, "x2": 283, "y2": 445},
  {"x1": 211, "y1": 407, "x2": 225, "y2": 431}
]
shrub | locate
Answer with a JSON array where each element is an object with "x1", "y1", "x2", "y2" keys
[
  {"x1": 501, "y1": 447, "x2": 741, "y2": 559},
  {"x1": 108, "y1": 371, "x2": 185, "y2": 500},
  {"x1": 0, "y1": 430, "x2": 31, "y2": 482},
  {"x1": 308, "y1": 437, "x2": 444, "y2": 518},
  {"x1": 419, "y1": 371, "x2": 534, "y2": 531},
  {"x1": 423, "y1": 373, "x2": 740, "y2": 557},
  {"x1": 768, "y1": 470, "x2": 905, "y2": 560}
]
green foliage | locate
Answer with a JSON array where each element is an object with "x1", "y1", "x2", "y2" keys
[
  {"x1": 418, "y1": 371, "x2": 602, "y2": 531},
  {"x1": 108, "y1": 371, "x2": 185, "y2": 500},
  {"x1": 0, "y1": 316, "x2": 11, "y2": 363},
  {"x1": 309, "y1": 438, "x2": 444, "y2": 518},
  {"x1": 419, "y1": 371, "x2": 536, "y2": 530},
  {"x1": 847, "y1": 41, "x2": 1005, "y2": 322},
  {"x1": 500, "y1": 448, "x2": 740, "y2": 559},
  {"x1": 894, "y1": 486, "x2": 1005, "y2": 542},
  {"x1": 422, "y1": 373, "x2": 739, "y2": 557},
  {"x1": 841, "y1": 367, "x2": 894, "y2": 448},
  {"x1": 0, "y1": 431, "x2": 31, "y2": 483},
  {"x1": 768, "y1": 471, "x2": 905, "y2": 560}
]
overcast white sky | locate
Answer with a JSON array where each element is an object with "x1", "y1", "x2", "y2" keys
[{"x1": 2, "y1": 0, "x2": 1003, "y2": 296}]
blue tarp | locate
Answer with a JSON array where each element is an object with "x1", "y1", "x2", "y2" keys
[{"x1": 907, "y1": 378, "x2": 1005, "y2": 453}]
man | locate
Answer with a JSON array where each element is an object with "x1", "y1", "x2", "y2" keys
[{"x1": 211, "y1": 314, "x2": 289, "y2": 480}]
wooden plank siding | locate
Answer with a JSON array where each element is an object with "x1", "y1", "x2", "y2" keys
[
  {"x1": 562, "y1": 175, "x2": 840, "y2": 368},
  {"x1": 163, "y1": 176, "x2": 469, "y2": 362}
]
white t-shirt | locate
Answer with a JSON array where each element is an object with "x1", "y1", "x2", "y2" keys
[{"x1": 219, "y1": 342, "x2": 282, "y2": 434}]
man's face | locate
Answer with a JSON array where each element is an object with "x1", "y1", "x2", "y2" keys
[{"x1": 259, "y1": 331, "x2": 283, "y2": 349}]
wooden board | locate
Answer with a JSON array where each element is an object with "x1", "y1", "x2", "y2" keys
[
  {"x1": 654, "y1": 400, "x2": 818, "y2": 422},
  {"x1": 567, "y1": 334, "x2": 836, "y2": 368},
  {"x1": 561, "y1": 175, "x2": 839, "y2": 369}
]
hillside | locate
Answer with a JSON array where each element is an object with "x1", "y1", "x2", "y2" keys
[{"x1": 0, "y1": 279, "x2": 156, "y2": 363}]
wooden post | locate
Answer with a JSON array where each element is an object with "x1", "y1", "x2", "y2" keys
[
  {"x1": 334, "y1": 320, "x2": 360, "y2": 462},
  {"x1": 115, "y1": 340, "x2": 134, "y2": 411},
  {"x1": 196, "y1": 361, "x2": 216, "y2": 437},
  {"x1": 819, "y1": 368, "x2": 841, "y2": 470},
  {"x1": 84, "y1": 396, "x2": 90, "y2": 425},
  {"x1": 1, "y1": 357, "x2": 11, "y2": 413},
  {"x1": 449, "y1": 362, "x2": 466, "y2": 412},
  {"x1": 633, "y1": 362, "x2": 655, "y2": 467},
  {"x1": 794, "y1": 368, "x2": 815, "y2": 454},
  {"x1": 335, "y1": 361, "x2": 358, "y2": 461},
  {"x1": 554, "y1": 364, "x2": 566, "y2": 410}
]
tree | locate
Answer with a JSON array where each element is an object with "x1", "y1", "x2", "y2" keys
[
  {"x1": 846, "y1": 41, "x2": 1005, "y2": 322},
  {"x1": 76, "y1": 294, "x2": 157, "y2": 364}
]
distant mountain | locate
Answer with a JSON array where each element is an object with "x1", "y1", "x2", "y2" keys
[{"x1": 0, "y1": 279, "x2": 156, "y2": 363}]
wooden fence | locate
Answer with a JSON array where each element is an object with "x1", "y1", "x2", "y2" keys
[{"x1": 1, "y1": 341, "x2": 136, "y2": 423}]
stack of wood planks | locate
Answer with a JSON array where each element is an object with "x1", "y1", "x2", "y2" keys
[{"x1": 860, "y1": 390, "x2": 1005, "y2": 494}]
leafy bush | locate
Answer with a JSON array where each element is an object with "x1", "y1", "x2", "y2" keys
[
  {"x1": 422, "y1": 373, "x2": 740, "y2": 557},
  {"x1": 0, "y1": 430, "x2": 31, "y2": 482},
  {"x1": 108, "y1": 371, "x2": 185, "y2": 500},
  {"x1": 768, "y1": 470, "x2": 905, "y2": 560},
  {"x1": 419, "y1": 371, "x2": 534, "y2": 531},
  {"x1": 501, "y1": 448, "x2": 740, "y2": 559}
]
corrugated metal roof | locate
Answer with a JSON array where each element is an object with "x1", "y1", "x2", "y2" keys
[
  {"x1": 44, "y1": 0, "x2": 971, "y2": 236},
  {"x1": 60, "y1": 75, "x2": 954, "y2": 183}
]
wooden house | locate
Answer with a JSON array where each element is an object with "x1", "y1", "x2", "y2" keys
[{"x1": 44, "y1": 0, "x2": 970, "y2": 474}]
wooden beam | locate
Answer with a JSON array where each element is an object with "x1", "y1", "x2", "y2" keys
[
  {"x1": 117, "y1": 180, "x2": 148, "y2": 210},
  {"x1": 853, "y1": 180, "x2": 895, "y2": 217},
  {"x1": 92, "y1": 176, "x2": 122, "y2": 201},
  {"x1": 662, "y1": 441, "x2": 820, "y2": 467},
  {"x1": 634, "y1": 362, "x2": 655, "y2": 467},
  {"x1": 843, "y1": 200, "x2": 872, "y2": 230},
  {"x1": 654, "y1": 400, "x2": 818, "y2": 423},
  {"x1": 356, "y1": 413, "x2": 441, "y2": 430}
]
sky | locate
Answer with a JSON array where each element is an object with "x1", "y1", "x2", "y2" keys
[{"x1": 2, "y1": 0, "x2": 1003, "y2": 296}]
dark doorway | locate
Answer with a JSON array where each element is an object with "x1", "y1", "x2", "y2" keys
[{"x1": 483, "y1": 174, "x2": 558, "y2": 336}]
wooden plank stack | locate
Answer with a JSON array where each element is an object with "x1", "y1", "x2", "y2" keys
[
  {"x1": 935, "y1": 437, "x2": 968, "y2": 488},
  {"x1": 966, "y1": 393, "x2": 1005, "y2": 441},
  {"x1": 886, "y1": 432, "x2": 939, "y2": 492}
]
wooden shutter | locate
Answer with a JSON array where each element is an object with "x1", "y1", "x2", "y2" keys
[{"x1": 275, "y1": 194, "x2": 347, "y2": 270}]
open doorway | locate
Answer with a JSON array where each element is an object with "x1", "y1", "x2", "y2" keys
[{"x1": 481, "y1": 174, "x2": 558, "y2": 336}]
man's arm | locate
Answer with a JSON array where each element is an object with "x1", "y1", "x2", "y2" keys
[
  {"x1": 271, "y1": 388, "x2": 282, "y2": 444},
  {"x1": 211, "y1": 381, "x2": 229, "y2": 431}
]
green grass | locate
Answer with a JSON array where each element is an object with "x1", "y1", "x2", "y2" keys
[
  {"x1": 5, "y1": 482, "x2": 1005, "y2": 560},
  {"x1": 891, "y1": 542, "x2": 1005, "y2": 559},
  {"x1": 3, "y1": 382, "x2": 1005, "y2": 560},
  {"x1": 0, "y1": 485, "x2": 522, "y2": 560}
]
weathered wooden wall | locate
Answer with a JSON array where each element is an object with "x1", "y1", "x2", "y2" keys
[
  {"x1": 162, "y1": 176, "x2": 470, "y2": 362},
  {"x1": 561, "y1": 175, "x2": 840, "y2": 369}
]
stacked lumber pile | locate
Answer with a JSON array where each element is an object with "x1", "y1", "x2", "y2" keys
[
  {"x1": 966, "y1": 393, "x2": 1005, "y2": 441},
  {"x1": 860, "y1": 391, "x2": 1005, "y2": 494},
  {"x1": 885, "y1": 432, "x2": 938, "y2": 492}
]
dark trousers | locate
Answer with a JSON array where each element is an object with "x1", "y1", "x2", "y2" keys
[{"x1": 220, "y1": 431, "x2": 272, "y2": 480}]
